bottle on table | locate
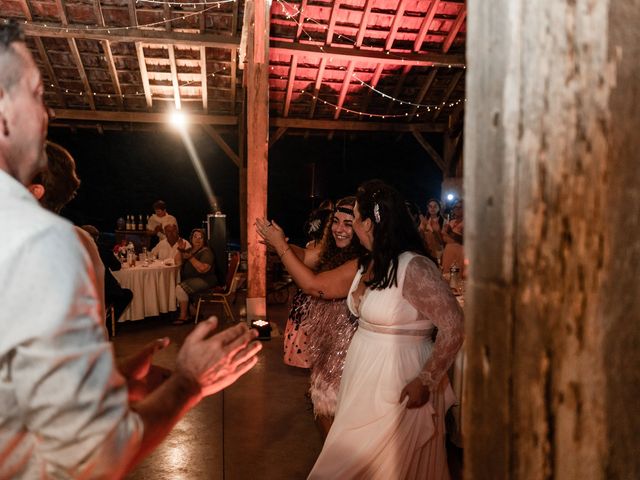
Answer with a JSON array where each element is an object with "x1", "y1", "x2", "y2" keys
[{"x1": 138, "y1": 214, "x2": 144, "y2": 231}]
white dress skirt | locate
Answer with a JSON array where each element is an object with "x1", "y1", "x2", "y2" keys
[{"x1": 308, "y1": 252, "x2": 457, "y2": 480}]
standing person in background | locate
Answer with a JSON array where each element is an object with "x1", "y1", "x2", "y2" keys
[
  {"x1": 147, "y1": 200, "x2": 178, "y2": 241},
  {"x1": 302, "y1": 180, "x2": 463, "y2": 479},
  {"x1": 0, "y1": 21, "x2": 261, "y2": 478},
  {"x1": 419, "y1": 198, "x2": 445, "y2": 265},
  {"x1": 441, "y1": 199, "x2": 464, "y2": 274}
]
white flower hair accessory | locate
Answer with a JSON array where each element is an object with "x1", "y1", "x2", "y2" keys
[
  {"x1": 373, "y1": 203, "x2": 381, "y2": 223},
  {"x1": 308, "y1": 219, "x2": 321, "y2": 233}
]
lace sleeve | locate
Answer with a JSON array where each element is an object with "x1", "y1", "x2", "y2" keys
[{"x1": 403, "y1": 255, "x2": 464, "y2": 391}]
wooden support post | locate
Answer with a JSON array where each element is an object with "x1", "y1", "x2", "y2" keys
[
  {"x1": 245, "y1": 0, "x2": 269, "y2": 321},
  {"x1": 465, "y1": 0, "x2": 640, "y2": 478}
]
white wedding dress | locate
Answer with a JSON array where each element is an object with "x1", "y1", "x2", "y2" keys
[{"x1": 308, "y1": 252, "x2": 463, "y2": 479}]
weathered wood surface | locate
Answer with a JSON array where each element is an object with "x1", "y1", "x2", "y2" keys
[{"x1": 464, "y1": 0, "x2": 640, "y2": 478}]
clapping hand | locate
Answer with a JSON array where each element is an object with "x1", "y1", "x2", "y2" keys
[
  {"x1": 255, "y1": 218, "x2": 287, "y2": 250},
  {"x1": 117, "y1": 337, "x2": 172, "y2": 402},
  {"x1": 176, "y1": 317, "x2": 262, "y2": 398},
  {"x1": 399, "y1": 378, "x2": 430, "y2": 409}
]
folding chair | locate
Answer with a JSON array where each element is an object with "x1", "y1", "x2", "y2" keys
[{"x1": 194, "y1": 251, "x2": 241, "y2": 323}]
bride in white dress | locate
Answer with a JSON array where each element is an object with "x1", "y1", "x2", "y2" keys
[{"x1": 308, "y1": 180, "x2": 464, "y2": 479}]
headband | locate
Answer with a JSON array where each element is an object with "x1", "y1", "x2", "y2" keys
[{"x1": 335, "y1": 206, "x2": 354, "y2": 216}]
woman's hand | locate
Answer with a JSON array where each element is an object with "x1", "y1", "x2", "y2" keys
[
  {"x1": 255, "y1": 218, "x2": 287, "y2": 251},
  {"x1": 399, "y1": 377, "x2": 430, "y2": 409}
]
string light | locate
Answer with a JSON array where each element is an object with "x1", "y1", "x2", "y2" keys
[
  {"x1": 5, "y1": 1, "x2": 233, "y2": 33},
  {"x1": 273, "y1": 0, "x2": 466, "y2": 114}
]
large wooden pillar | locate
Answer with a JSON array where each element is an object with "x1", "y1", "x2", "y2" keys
[
  {"x1": 465, "y1": 0, "x2": 640, "y2": 478},
  {"x1": 245, "y1": 0, "x2": 269, "y2": 320}
]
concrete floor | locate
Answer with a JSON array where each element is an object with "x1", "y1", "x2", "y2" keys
[{"x1": 113, "y1": 291, "x2": 462, "y2": 479}]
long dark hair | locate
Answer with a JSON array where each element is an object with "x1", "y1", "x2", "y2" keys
[
  {"x1": 356, "y1": 180, "x2": 429, "y2": 289},
  {"x1": 317, "y1": 196, "x2": 365, "y2": 272}
]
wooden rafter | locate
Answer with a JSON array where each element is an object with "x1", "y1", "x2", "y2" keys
[
  {"x1": 283, "y1": 55, "x2": 298, "y2": 117},
  {"x1": 272, "y1": 117, "x2": 446, "y2": 132},
  {"x1": 128, "y1": 0, "x2": 152, "y2": 109},
  {"x1": 270, "y1": 41, "x2": 464, "y2": 67},
  {"x1": 334, "y1": 61, "x2": 355, "y2": 120},
  {"x1": 413, "y1": 0, "x2": 441, "y2": 52},
  {"x1": 22, "y1": 23, "x2": 240, "y2": 49},
  {"x1": 199, "y1": 11, "x2": 208, "y2": 113},
  {"x1": 385, "y1": 0, "x2": 410, "y2": 51},
  {"x1": 93, "y1": 0, "x2": 123, "y2": 108},
  {"x1": 54, "y1": 0, "x2": 95, "y2": 110},
  {"x1": 295, "y1": 0, "x2": 308, "y2": 40},
  {"x1": 433, "y1": 69, "x2": 463, "y2": 121},
  {"x1": 202, "y1": 125, "x2": 240, "y2": 167},
  {"x1": 385, "y1": 65, "x2": 411, "y2": 115},
  {"x1": 326, "y1": 0, "x2": 343, "y2": 45},
  {"x1": 269, "y1": 127, "x2": 287, "y2": 148},
  {"x1": 230, "y1": 48, "x2": 238, "y2": 114},
  {"x1": 308, "y1": 57, "x2": 327, "y2": 119},
  {"x1": 18, "y1": 0, "x2": 66, "y2": 107},
  {"x1": 358, "y1": 63, "x2": 384, "y2": 119},
  {"x1": 53, "y1": 109, "x2": 237, "y2": 125},
  {"x1": 411, "y1": 128, "x2": 445, "y2": 171},
  {"x1": 408, "y1": 67, "x2": 438, "y2": 121},
  {"x1": 355, "y1": 0, "x2": 374, "y2": 47},
  {"x1": 164, "y1": 4, "x2": 181, "y2": 111},
  {"x1": 442, "y1": 5, "x2": 466, "y2": 53}
]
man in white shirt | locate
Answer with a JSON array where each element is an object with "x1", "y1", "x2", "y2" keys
[
  {"x1": 147, "y1": 199, "x2": 178, "y2": 241},
  {"x1": 0, "y1": 22, "x2": 261, "y2": 478},
  {"x1": 151, "y1": 222, "x2": 190, "y2": 265}
]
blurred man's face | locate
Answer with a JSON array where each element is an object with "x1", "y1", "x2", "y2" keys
[
  {"x1": 155, "y1": 208, "x2": 166, "y2": 217},
  {"x1": 0, "y1": 42, "x2": 48, "y2": 185},
  {"x1": 164, "y1": 224, "x2": 178, "y2": 243}
]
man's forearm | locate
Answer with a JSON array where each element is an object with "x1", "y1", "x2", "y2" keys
[{"x1": 127, "y1": 373, "x2": 202, "y2": 470}]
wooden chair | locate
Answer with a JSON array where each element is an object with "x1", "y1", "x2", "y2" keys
[{"x1": 194, "y1": 251, "x2": 241, "y2": 324}]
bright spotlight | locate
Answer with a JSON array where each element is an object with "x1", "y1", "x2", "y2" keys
[
  {"x1": 170, "y1": 111, "x2": 187, "y2": 129},
  {"x1": 447, "y1": 193, "x2": 455, "y2": 201}
]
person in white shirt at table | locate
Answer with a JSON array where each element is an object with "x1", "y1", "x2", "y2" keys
[
  {"x1": 0, "y1": 21, "x2": 261, "y2": 479},
  {"x1": 147, "y1": 200, "x2": 178, "y2": 241},
  {"x1": 151, "y1": 223, "x2": 190, "y2": 265}
]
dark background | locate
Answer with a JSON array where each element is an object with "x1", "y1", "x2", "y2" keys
[{"x1": 48, "y1": 127, "x2": 444, "y2": 246}]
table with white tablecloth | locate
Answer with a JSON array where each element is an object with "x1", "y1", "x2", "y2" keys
[{"x1": 112, "y1": 260, "x2": 180, "y2": 321}]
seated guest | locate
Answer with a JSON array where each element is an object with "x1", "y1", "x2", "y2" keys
[
  {"x1": 147, "y1": 199, "x2": 178, "y2": 241},
  {"x1": 81, "y1": 225, "x2": 134, "y2": 327},
  {"x1": 173, "y1": 228, "x2": 218, "y2": 325},
  {"x1": 151, "y1": 223, "x2": 190, "y2": 264}
]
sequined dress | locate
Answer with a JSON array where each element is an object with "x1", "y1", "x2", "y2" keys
[
  {"x1": 308, "y1": 253, "x2": 464, "y2": 479},
  {"x1": 301, "y1": 297, "x2": 358, "y2": 417},
  {"x1": 283, "y1": 289, "x2": 313, "y2": 368}
]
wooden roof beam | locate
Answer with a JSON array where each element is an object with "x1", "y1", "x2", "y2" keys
[
  {"x1": 334, "y1": 61, "x2": 355, "y2": 120},
  {"x1": 199, "y1": 11, "x2": 208, "y2": 113},
  {"x1": 408, "y1": 67, "x2": 438, "y2": 121},
  {"x1": 411, "y1": 129, "x2": 445, "y2": 171},
  {"x1": 433, "y1": 69, "x2": 463, "y2": 120},
  {"x1": 385, "y1": 64, "x2": 411, "y2": 115},
  {"x1": 385, "y1": 0, "x2": 410, "y2": 51},
  {"x1": 295, "y1": 0, "x2": 308, "y2": 40},
  {"x1": 164, "y1": 4, "x2": 181, "y2": 111},
  {"x1": 271, "y1": 117, "x2": 446, "y2": 132},
  {"x1": 270, "y1": 41, "x2": 464, "y2": 67},
  {"x1": 358, "y1": 62, "x2": 384, "y2": 120},
  {"x1": 94, "y1": 0, "x2": 123, "y2": 108},
  {"x1": 442, "y1": 4, "x2": 466, "y2": 53},
  {"x1": 269, "y1": 127, "x2": 287, "y2": 149},
  {"x1": 308, "y1": 57, "x2": 327, "y2": 119},
  {"x1": 128, "y1": 0, "x2": 152, "y2": 109},
  {"x1": 355, "y1": 0, "x2": 374, "y2": 47},
  {"x1": 18, "y1": 0, "x2": 66, "y2": 107},
  {"x1": 230, "y1": 48, "x2": 238, "y2": 114},
  {"x1": 326, "y1": 0, "x2": 343, "y2": 45},
  {"x1": 53, "y1": 109, "x2": 237, "y2": 125},
  {"x1": 202, "y1": 125, "x2": 240, "y2": 167},
  {"x1": 283, "y1": 54, "x2": 298, "y2": 117},
  {"x1": 54, "y1": 0, "x2": 95, "y2": 110},
  {"x1": 22, "y1": 23, "x2": 241, "y2": 49},
  {"x1": 413, "y1": 0, "x2": 441, "y2": 52}
]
